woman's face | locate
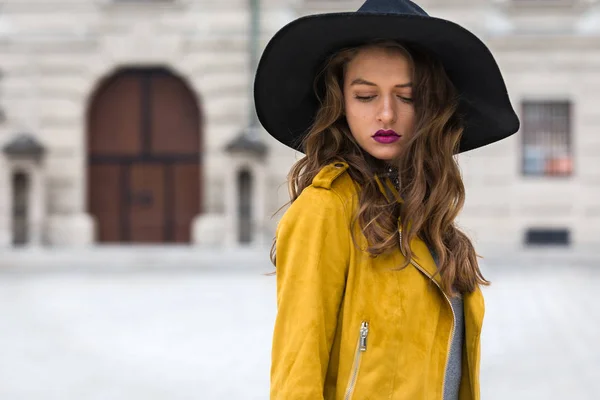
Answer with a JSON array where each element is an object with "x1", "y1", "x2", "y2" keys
[{"x1": 343, "y1": 46, "x2": 416, "y2": 162}]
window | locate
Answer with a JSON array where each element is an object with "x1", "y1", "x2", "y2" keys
[
  {"x1": 522, "y1": 101, "x2": 573, "y2": 177},
  {"x1": 525, "y1": 228, "x2": 570, "y2": 246}
]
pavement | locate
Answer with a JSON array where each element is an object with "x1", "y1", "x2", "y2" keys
[{"x1": 0, "y1": 248, "x2": 598, "y2": 399}]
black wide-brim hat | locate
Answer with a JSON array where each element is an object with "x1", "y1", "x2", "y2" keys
[{"x1": 254, "y1": 0, "x2": 520, "y2": 154}]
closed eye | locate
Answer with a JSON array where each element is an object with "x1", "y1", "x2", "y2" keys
[
  {"x1": 354, "y1": 95, "x2": 413, "y2": 103},
  {"x1": 355, "y1": 95, "x2": 376, "y2": 102}
]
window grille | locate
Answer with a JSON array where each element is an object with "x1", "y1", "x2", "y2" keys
[{"x1": 522, "y1": 101, "x2": 573, "y2": 177}]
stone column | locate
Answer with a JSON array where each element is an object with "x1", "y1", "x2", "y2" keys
[{"x1": 28, "y1": 163, "x2": 45, "y2": 246}]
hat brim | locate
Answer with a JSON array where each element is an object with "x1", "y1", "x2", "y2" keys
[{"x1": 254, "y1": 12, "x2": 520, "y2": 154}]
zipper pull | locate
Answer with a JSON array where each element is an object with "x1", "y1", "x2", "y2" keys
[{"x1": 359, "y1": 322, "x2": 369, "y2": 352}]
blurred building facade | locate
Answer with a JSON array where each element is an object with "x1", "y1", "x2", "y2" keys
[{"x1": 0, "y1": 0, "x2": 597, "y2": 250}]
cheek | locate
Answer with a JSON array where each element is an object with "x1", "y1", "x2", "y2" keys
[
  {"x1": 344, "y1": 101, "x2": 358, "y2": 126},
  {"x1": 401, "y1": 108, "x2": 416, "y2": 129},
  {"x1": 345, "y1": 102, "x2": 369, "y2": 126},
  {"x1": 344, "y1": 106, "x2": 367, "y2": 141}
]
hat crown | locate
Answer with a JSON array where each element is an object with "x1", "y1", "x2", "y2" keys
[{"x1": 358, "y1": 0, "x2": 429, "y2": 16}]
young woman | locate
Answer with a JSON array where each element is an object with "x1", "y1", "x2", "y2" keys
[{"x1": 253, "y1": 1, "x2": 520, "y2": 399}]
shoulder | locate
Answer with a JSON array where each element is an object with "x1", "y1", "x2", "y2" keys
[
  {"x1": 282, "y1": 162, "x2": 357, "y2": 224},
  {"x1": 312, "y1": 161, "x2": 351, "y2": 190},
  {"x1": 312, "y1": 161, "x2": 358, "y2": 201},
  {"x1": 309, "y1": 161, "x2": 357, "y2": 213}
]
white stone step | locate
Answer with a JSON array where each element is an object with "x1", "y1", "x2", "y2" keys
[{"x1": 0, "y1": 245, "x2": 274, "y2": 273}]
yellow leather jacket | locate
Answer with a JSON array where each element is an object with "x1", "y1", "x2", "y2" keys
[{"x1": 271, "y1": 161, "x2": 485, "y2": 400}]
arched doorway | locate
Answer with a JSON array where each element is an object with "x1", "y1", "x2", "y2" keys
[
  {"x1": 87, "y1": 68, "x2": 202, "y2": 243},
  {"x1": 237, "y1": 169, "x2": 253, "y2": 244},
  {"x1": 12, "y1": 171, "x2": 29, "y2": 246}
]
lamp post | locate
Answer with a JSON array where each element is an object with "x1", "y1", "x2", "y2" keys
[{"x1": 249, "y1": 0, "x2": 261, "y2": 135}]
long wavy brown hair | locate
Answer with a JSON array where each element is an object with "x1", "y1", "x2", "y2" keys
[{"x1": 270, "y1": 40, "x2": 488, "y2": 296}]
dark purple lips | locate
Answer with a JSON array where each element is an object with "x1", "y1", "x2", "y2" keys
[{"x1": 373, "y1": 130, "x2": 401, "y2": 144}]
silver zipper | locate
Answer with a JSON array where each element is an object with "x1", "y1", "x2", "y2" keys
[
  {"x1": 359, "y1": 322, "x2": 369, "y2": 351},
  {"x1": 344, "y1": 321, "x2": 369, "y2": 400},
  {"x1": 398, "y1": 231, "x2": 455, "y2": 397}
]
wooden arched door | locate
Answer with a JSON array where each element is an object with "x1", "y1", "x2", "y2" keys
[{"x1": 87, "y1": 68, "x2": 202, "y2": 243}]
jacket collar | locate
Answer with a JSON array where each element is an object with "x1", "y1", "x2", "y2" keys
[
  {"x1": 374, "y1": 171, "x2": 484, "y2": 342},
  {"x1": 403, "y1": 230, "x2": 443, "y2": 287},
  {"x1": 374, "y1": 174, "x2": 403, "y2": 204}
]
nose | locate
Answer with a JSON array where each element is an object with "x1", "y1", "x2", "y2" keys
[{"x1": 377, "y1": 95, "x2": 396, "y2": 126}]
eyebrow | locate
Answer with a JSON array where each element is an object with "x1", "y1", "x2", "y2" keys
[{"x1": 350, "y1": 78, "x2": 412, "y2": 88}]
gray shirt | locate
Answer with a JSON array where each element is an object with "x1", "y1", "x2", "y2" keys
[{"x1": 430, "y1": 250, "x2": 465, "y2": 400}]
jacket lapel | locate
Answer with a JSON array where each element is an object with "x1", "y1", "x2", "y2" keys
[
  {"x1": 374, "y1": 174, "x2": 442, "y2": 285},
  {"x1": 375, "y1": 172, "x2": 485, "y2": 397}
]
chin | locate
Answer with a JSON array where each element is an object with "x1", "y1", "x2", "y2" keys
[{"x1": 368, "y1": 148, "x2": 402, "y2": 162}]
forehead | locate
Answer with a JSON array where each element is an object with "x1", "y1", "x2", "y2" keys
[{"x1": 345, "y1": 46, "x2": 412, "y2": 82}]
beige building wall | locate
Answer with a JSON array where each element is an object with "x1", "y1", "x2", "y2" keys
[
  {"x1": 0, "y1": 0, "x2": 297, "y2": 247},
  {"x1": 455, "y1": 1, "x2": 600, "y2": 251},
  {"x1": 0, "y1": 0, "x2": 597, "y2": 250}
]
